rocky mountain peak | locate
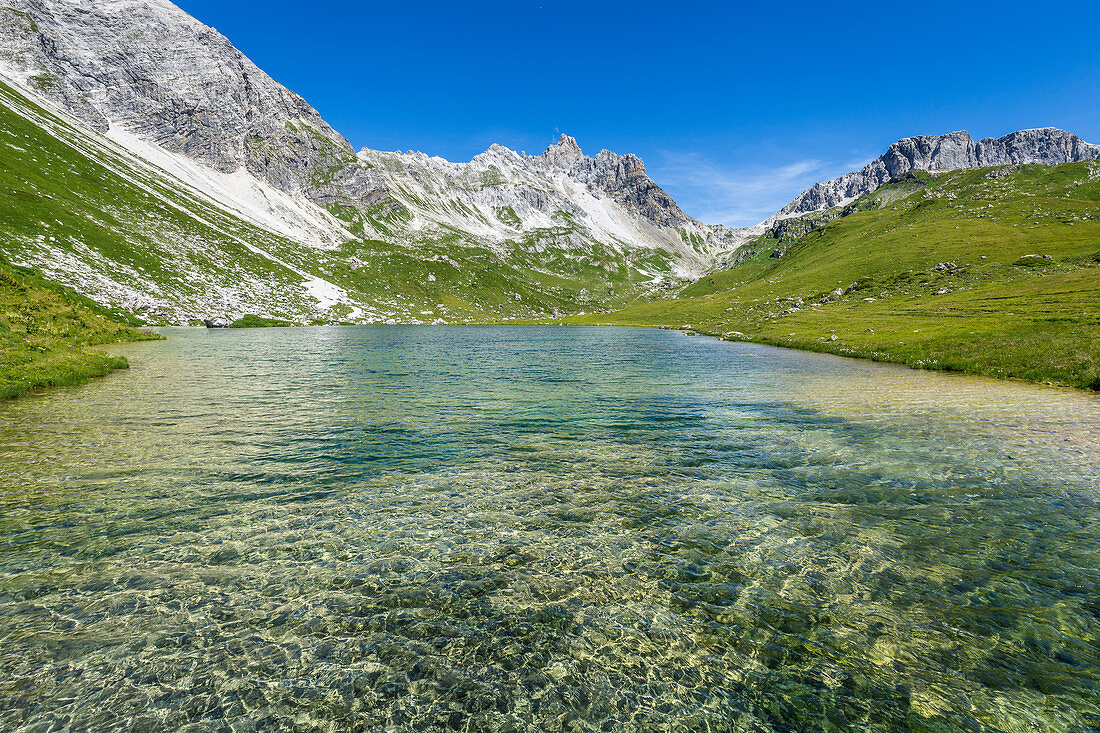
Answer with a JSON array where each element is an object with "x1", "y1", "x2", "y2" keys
[
  {"x1": 469, "y1": 142, "x2": 520, "y2": 165},
  {"x1": 538, "y1": 133, "x2": 585, "y2": 167},
  {"x1": 0, "y1": 0, "x2": 356, "y2": 199},
  {"x1": 779, "y1": 127, "x2": 1100, "y2": 217},
  {"x1": 555, "y1": 133, "x2": 581, "y2": 151}
]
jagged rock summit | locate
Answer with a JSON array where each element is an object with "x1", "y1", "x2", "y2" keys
[
  {"x1": 349, "y1": 132, "x2": 742, "y2": 276},
  {"x1": 780, "y1": 128, "x2": 1100, "y2": 217},
  {"x1": 527, "y1": 134, "x2": 701, "y2": 229},
  {"x1": 539, "y1": 134, "x2": 586, "y2": 167}
]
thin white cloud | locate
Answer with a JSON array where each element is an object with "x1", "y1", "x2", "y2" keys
[{"x1": 653, "y1": 151, "x2": 873, "y2": 228}]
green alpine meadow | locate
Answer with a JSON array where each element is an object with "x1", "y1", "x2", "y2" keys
[
  {"x1": 1, "y1": 0, "x2": 1098, "y2": 731},
  {"x1": 574, "y1": 164, "x2": 1100, "y2": 390}
]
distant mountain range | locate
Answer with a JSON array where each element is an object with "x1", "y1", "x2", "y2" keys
[
  {"x1": 1, "y1": 0, "x2": 1097, "y2": 323},
  {"x1": 779, "y1": 128, "x2": 1100, "y2": 217}
]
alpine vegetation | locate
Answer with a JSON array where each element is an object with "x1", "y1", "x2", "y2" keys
[{"x1": 1, "y1": 2, "x2": 1100, "y2": 732}]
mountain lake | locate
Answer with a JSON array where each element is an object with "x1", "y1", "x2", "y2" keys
[{"x1": 0, "y1": 326, "x2": 1097, "y2": 731}]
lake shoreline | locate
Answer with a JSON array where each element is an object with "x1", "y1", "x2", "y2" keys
[
  {"x1": 111, "y1": 320, "x2": 1100, "y2": 397},
  {"x1": 680, "y1": 325, "x2": 1100, "y2": 392},
  {"x1": 0, "y1": 260, "x2": 161, "y2": 400}
]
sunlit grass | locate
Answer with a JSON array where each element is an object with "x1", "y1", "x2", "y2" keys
[
  {"x1": 571, "y1": 162, "x2": 1100, "y2": 389},
  {"x1": 0, "y1": 260, "x2": 158, "y2": 398}
]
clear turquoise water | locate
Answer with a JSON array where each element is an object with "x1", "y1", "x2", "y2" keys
[{"x1": 1, "y1": 326, "x2": 1098, "y2": 731}]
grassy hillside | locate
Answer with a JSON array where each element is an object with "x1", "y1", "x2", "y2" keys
[
  {"x1": 571, "y1": 163, "x2": 1100, "y2": 390},
  {"x1": 0, "y1": 258, "x2": 157, "y2": 398}
]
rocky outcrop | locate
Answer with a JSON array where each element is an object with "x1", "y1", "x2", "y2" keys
[
  {"x1": 0, "y1": 0, "x2": 359, "y2": 203},
  {"x1": 352, "y1": 136, "x2": 747, "y2": 275},
  {"x1": 780, "y1": 128, "x2": 1100, "y2": 217},
  {"x1": 528, "y1": 135, "x2": 699, "y2": 229}
]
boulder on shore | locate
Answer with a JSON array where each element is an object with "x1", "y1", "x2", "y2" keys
[{"x1": 204, "y1": 316, "x2": 230, "y2": 328}]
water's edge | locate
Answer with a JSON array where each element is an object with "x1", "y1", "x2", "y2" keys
[{"x1": 104, "y1": 323, "x2": 1097, "y2": 397}]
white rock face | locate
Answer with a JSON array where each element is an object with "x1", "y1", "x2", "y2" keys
[{"x1": 779, "y1": 129, "x2": 1100, "y2": 217}]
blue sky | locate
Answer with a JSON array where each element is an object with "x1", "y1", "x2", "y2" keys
[{"x1": 176, "y1": 0, "x2": 1100, "y2": 226}]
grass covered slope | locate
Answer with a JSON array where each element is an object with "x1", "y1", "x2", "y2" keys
[
  {"x1": 0, "y1": 259, "x2": 157, "y2": 398},
  {"x1": 573, "y1": 163, "x2": 1100, "y2": 389}
]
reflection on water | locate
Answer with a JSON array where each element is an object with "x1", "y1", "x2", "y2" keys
[{"x1": 0, "y1": 326, "x2": 1097, "y2": 731}]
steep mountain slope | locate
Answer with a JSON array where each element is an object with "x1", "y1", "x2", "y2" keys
[
  {"x1": 779, "y1": 129, "x2": 1100, "y2": 217},
  {"x1": 0, "y1": 71, "x2": 733, "y2": 324},
  {"x1": 573, "y1": 162, "x2": 1100, "y2": 389},
  {"x1": 0, "y1": 0, "x2": 357, "y2": 198},
  {"x1": 0, "y1": 76, "x2": 367, "y2": 322},
  {"x1": 0, "y1": 0, "x2": 742, "y2": 326}
]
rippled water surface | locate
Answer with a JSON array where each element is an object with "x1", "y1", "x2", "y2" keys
[{"x1": 1, "y1": 326, "x2": 1098, "y2": 731}]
